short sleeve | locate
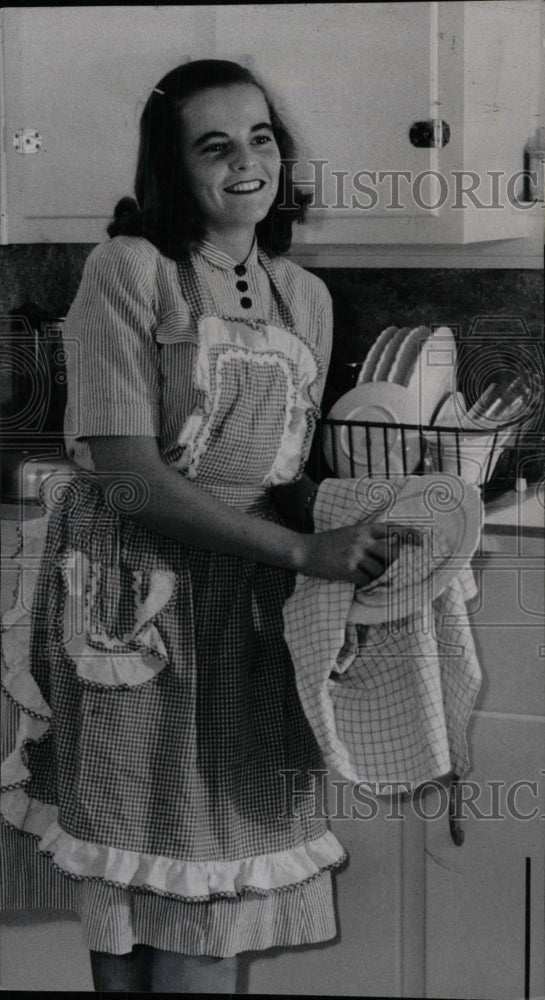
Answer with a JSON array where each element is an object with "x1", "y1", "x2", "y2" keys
[{"x1": 62, "y1": 238, "x2": 160, "y2": 443}]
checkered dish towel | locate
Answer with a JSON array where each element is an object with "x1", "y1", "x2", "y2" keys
[{"x1": 283, "y1": 478, "x2": 482, "y2": 788}]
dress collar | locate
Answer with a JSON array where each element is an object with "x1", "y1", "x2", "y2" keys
[{"x1": 193, "y1": 237, "x2": 259, "y2": 271}]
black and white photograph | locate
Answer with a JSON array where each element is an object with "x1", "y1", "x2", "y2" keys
[{"x1": 0, "y1": 3, "x2": 544, "y2": 996}]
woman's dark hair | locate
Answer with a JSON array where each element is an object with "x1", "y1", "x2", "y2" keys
[{"x1": 107, "y1": 60, "x2": 311, "y2": 258}]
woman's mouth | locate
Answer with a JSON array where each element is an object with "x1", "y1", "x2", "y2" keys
[{"x1": 224, "y1": 179, "x2": 266, "y2": 194}]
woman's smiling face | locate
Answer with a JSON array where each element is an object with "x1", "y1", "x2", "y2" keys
[{"x1": 179, "y1": 83, "x2": 281, "y2": 242}]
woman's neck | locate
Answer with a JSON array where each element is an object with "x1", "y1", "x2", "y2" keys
[{"x1": 202, "y1": 227, "x2": 256, "y2": 265}]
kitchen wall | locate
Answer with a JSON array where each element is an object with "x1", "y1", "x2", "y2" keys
[{"x1": 0, "y1": 244, "x2": 95, "y2": 318}]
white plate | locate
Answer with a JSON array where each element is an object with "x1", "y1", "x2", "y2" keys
[
  {"x1": 404, "y1": 326, "x2": 457, "y2": 425},
  {"x1": 357, "y1": 326, "x2": 398, "y2": 383},
  {"x1": 387, "y1": 325, "x2": 429, "y2": 388},
  {"x1": 374, "y1": 327, "x2": 411, "y2": 381},
  {"x1": 426, "y1": 428, "x2": 511, "y2": 485},
  {"x1": 323, "y1": 382, "x2": 422, "y2": 478},
  {"x1": 346, "y1": 474, "x2": 483, "y2": 623},
  {"x1": 388, "y1": 325, "x2": 429, "y2": 385}
]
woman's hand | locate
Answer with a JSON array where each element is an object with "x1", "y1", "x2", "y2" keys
[{"x1": 296, "y1": 521, "x2": 409, "y2": 586}]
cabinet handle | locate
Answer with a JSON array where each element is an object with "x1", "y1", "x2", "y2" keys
[
  {"x1": 448, "y1": 775, "x2": 465, "y2": 846},
  {"x1": 524, "y1": 856, "x2": 531, "y2": 1000},
  {"x1": 409, "y1": 120, "x2": 450, "y2": 148}
]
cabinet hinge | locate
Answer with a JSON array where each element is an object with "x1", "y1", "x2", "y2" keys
[{"x1": 13, "y1": 128, "x2": 42, "y2": 154}]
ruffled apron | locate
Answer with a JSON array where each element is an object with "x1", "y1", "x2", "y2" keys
[{"x1": 1, "y1": 254, "x2": 347, "y2": 906}]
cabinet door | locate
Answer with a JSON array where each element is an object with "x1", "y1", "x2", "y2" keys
[
  {"x1": 423, "y1": 716, "x2": 545, "y2": 1000},
  {"x1": 246, "y1": 769, "x2": 426, "y2": 997},
  {"x1": 1, "y1": 6, "x2": 215, "y2": 243},
  {"x1": 216, "y1": 1, "x2": 541, "y2": 246},
  {"x1": 216, "y1": 2, "x2": 446, "y2": 245},
  {"x1": 423, "y1": 543, "x2": 545, "y2": 999}
]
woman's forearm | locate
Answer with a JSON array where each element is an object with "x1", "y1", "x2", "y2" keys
[{"x1": 87, "y1": 436, "x2": 309, "y2": 572}]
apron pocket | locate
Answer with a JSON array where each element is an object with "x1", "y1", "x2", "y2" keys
[{"x1": 60, "y1": 547, "x2": 175, "y2": 687}]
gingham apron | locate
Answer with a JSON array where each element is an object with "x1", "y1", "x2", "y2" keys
[{"x1": 1, "y1": 253, "x2": 346, "y2": 901}]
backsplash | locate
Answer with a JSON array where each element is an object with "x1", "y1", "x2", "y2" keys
[
  {"x1": 310, "y1": 266, "x2": 543, "y2": 411},
  {"x1": 0, "y1": 245, "x2": 96, "y2": 318}
]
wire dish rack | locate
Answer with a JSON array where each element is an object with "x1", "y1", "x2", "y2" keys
[{"x1": 312, "y1": 418, "x2": 543, "y2": 500}]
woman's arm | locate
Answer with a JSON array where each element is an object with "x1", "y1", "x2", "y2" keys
[{"x1": 88, "y1": 435, "x2": 392, "y2": 586}]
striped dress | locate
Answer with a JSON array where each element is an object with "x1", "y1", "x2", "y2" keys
[{"x1": 1, "y1": 235, "x2": 348, "y2": 956}]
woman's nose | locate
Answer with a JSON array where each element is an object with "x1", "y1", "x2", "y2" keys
[{"x1": 229, "y1": 144, "x2": 256, "y2": 171}]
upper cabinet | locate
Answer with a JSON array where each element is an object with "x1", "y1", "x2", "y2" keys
[
  {"x1": 1, "y1": 3, "x2": 542, "y2": 245},
  {"x1": 224, "y1": 1, "x2": 543, "y2": 247},
  {"x1": 0, "y1": 6, "x2": 216, "y2": 243}
]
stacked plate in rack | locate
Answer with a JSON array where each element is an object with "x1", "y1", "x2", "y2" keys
[{"x1": 324, "y1": 325, "x2": 457, "y2": 478}]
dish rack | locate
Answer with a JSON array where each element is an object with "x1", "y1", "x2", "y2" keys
[{"x1": 312, "y1": 418, "x2": 541, "y2": 499}]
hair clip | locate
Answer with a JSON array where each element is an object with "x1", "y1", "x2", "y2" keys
[{"x1": 153, "y1": 88, "x2": 165, "y2": 95}]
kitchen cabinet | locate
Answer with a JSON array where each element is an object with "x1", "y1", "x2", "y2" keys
[
  {"x1": 241, "y1": 783, "x2": 426, "y2": 997},
  {"x1": 245, "y1": 525, "x2": 545, "y2": 997},
  {"x1": 424, "y1": 717, "x2": 544, "y2": 1000},
  {"x1": 423, "y1": 537, "x2": 545, "y2": 1000},
  {"x1": 1, "y1": 3, "x2": 542, "y2": 246},
  {"x1": 0, "y1": 6, "x2": 216, "y2": 244},
  {"x1": 217, "y1": 1, "x2": 542, "y2": 249}
]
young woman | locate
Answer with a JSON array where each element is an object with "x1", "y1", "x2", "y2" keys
[{"x1": 1, "y1": 60, "x2": 393, "y2": 993}]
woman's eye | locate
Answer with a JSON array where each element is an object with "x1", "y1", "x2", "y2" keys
[{"x1": 201, "y1": 134, "x2": 273, "y2": 155}]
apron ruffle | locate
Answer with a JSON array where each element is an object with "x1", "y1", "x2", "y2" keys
[{"x1": 1, "y1": 476, "x2": 346, "y2": 900}]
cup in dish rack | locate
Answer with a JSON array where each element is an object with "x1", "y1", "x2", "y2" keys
[{"x1": 425, "y1": 427, "x2": 511, "y2": 485}]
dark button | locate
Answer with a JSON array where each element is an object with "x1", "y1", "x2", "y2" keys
[
  {"x1": 240, "y1": 297, "x2": 252, "y2": 309},
  {"x1": 234, "y1": 264, "x2": 246, "y2": 276},
  {"x1": 236, "y1": 280, "x2": 248, "y2": 292}
]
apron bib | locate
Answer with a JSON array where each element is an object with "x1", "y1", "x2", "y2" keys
[{"x1": 168, "y1": 253, "x2": 322, "y2": 508}]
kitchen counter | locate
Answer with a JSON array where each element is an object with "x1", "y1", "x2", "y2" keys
[{"x1": 483, "y1": 482, "x2": 544, "y2": 528}]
